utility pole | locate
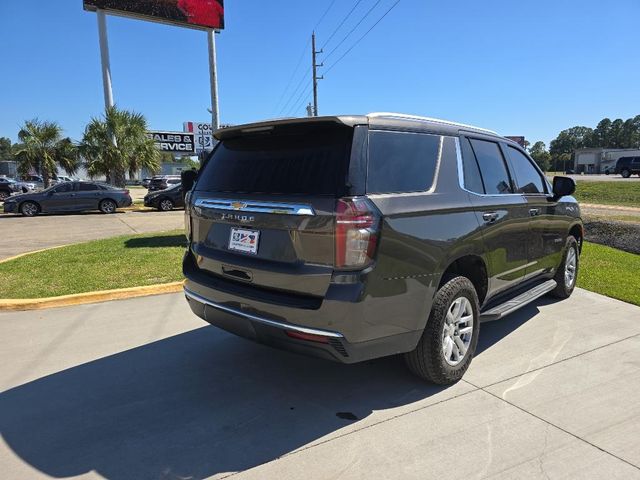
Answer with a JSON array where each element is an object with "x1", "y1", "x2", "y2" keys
[
  {"x1": 207, "y1": 29, "x2": 220, "y2": 130},
  {"x1": 311, "y1": 31, "x2": 323, "y2": 117},
  {"x1": 97, "y1": 10, "x2": 114, "y2": 111}
]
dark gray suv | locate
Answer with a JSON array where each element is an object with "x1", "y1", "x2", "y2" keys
[{"x1": 182, "y1": 113, "x2": 582, "y2": 384}]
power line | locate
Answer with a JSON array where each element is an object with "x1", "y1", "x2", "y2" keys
[
  {"x1": 314, "y1": 0, "x2": 338, "y2": 31},
  {"x1": 320, "y1": 0, "x2": 364, "y2": 51},
  {"x1": 278, "y1": 69, "x2": 310, "y2": 116},
  {"x1": 285, "y1": 83, "x2": 313, "y2": 117},
  {"x1": 324, "y1": 0, "x2": 401, "y2": 75},
  {"x1": 274, "y1": 0, "x2": 338, "y2": 116},
  {"x1": 322, "y1": 0, "x2": 383, "y2": 62},
  {"x1": 273, "y1": 37, "x2": 310, "y2": 114}
]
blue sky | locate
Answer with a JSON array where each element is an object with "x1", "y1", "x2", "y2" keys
[{"x1": 1, "y1": 0, "x2": 639, "y2": 146}]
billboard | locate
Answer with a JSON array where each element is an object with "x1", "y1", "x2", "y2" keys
[
  {"x1": 183, "y1": 121, "x2": 215, "y2": 153},
  {"x1": 83, "y1": 0, "x2": 225, "y2": 30},
  {"x1": 147, "y1": 131, "x2": 195, "y2": 153},
  {"x1": 506, "y1": 136, "x2": 527, "y2": 148}
]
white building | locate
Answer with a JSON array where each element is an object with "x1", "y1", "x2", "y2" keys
[{"x1": 574, "y1": 148, "x2": 640, "y2": 174}]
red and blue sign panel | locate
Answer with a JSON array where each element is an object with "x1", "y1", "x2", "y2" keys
[{"x1": 83, "y1": 0, "x2": 225, "y2": 30}]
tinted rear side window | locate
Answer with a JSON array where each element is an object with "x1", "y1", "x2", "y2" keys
[
  {"x1": 506, "y1": 146, "x2": 546, "y2": 194},
  {"x1": 367, "y1": 131, "x2": 440, "y2": 194},
  {"x1": 196, "y1": 127, "x2": 353, "y2": 195},
  {"x1": 469, "y1": 139, "x2": 512, "y2": 194},
  {"x1": 78, "y1": 182, "x2": 100, "y2": 191},
  {"x1": 460, "y1": 137, "x2": 485, "y2": 194}
]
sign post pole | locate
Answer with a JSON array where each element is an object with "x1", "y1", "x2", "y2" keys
[
  {"x1": 207, "y1": 29, "x2": 220, "y2": 131},
  {"x1": 97, "y1": 9, "x2": 114, "y2": 111}
]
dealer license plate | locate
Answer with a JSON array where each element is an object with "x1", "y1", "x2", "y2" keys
[{"x1": 228, "y1": 228, "x2": 260, "y2": 255}]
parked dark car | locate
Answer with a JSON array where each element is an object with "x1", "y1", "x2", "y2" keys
[
  {"x1": 3, "y1": 181, "x2": 132, "y2": 216},
  {"x1": 148, "y1": 175, "x2": 181, "y2": 191},
  {"x1": 181, "y1": 113, "x2": 583, "y2": 385},
  {"x1": 141, "y1": 177, "x2": 153, "y2": 188},
  {"x1": 614, "y1": 156, "x2": 640, "y2": 178},
  {"x1": 0, "y1": 177, "x2": 28, "y2": 200},
  {"x1": 144, "y1": 183, "x2": 184, "y2": 211}
]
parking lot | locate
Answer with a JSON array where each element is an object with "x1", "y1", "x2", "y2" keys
[
  {"x1": 1, "y1": 287, "x2": 639, "y2": 479},
  {"x1": 0, "y1": 210, "x2": 183, "y2": 260}
]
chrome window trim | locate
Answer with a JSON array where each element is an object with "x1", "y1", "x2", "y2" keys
[
  {"x1": 194, "y1": 198, "x2": 315, "y2": 216},
  {"x1": 455, "y1": 137, "x2": 524, "y2": 198},
  {"x1": 184, "y1": 288, "x2": 344, "y2": 338}
]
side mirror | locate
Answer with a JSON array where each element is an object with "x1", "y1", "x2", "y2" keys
[
  {"x1": 552, "y1": 176, "x2": 576, "y2": 200},
  {"x1": 180, "y1": 170, "x2": 198, "y2": 198}
]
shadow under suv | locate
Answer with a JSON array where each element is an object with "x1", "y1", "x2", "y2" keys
[{"x1": 181, "y1": 113, "x2": 583, "y2": 384}]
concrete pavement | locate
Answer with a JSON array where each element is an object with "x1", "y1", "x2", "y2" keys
[
  {"x1": 0, "y1": 210, "x2": 183, "y2": 260},
  {"x1": 1, "y1": 288, "x2": 639, "y2": 479}
]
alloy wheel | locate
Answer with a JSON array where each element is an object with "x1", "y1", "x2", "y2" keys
[
  {"x1": 442, "y1": 297, "x2": 474, "y2": 366},
  {"x1": 565, "y1": 246, "x2": 577, "y2": 288}
]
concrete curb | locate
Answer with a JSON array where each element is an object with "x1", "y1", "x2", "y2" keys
[{"x1": 0, "y1": 281, "x2": 184, "y2": 312}]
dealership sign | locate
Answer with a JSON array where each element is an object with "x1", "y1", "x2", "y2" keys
[
  {"x1": 147, "y1": 131, "x2": 195, "y2": 153},
  {"x1": 83, "y1": 0, "x2": 225, "y2": 30},
  {"x1": 184, "y1": 121, "x2": 215, "y2": 153}
]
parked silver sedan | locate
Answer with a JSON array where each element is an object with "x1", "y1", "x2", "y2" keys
[{"x1": 3, "y1": 181, "x2": 132, "y2": 216}]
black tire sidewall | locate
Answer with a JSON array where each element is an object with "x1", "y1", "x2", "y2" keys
[
  {"x1": 20, "y1": 201, "x2": 38, "y2": 216},
  {"x1": 622, "y1": 169, "x2": 631, "y2": 178},
  {"x1": 100, "y1": 200, "x2": 116, "y2": 214},
  {"x1": 552, "y1": 237, "x2": 579, "y2": 298},
  {"x1": 407, "y1": 276, "x2": 480, "y2": 384},
  {"x1": 159, "y1": 199, "x2": 173, "y2": 211}
]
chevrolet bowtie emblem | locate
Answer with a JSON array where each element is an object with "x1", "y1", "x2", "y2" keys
[{"x1": 231, "y1": 201, "x2": 247, "y2": 210}]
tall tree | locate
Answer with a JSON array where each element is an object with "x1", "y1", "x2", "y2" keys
[
  {"x1": 528, "y1": 141, "x2": 551, "y2": 171},
  {"x1": 549, "y1": 126, "x2": 594, "y2": 156},
  {"x1": 591, "y1": 118, "x2": 612, "y2": 147},
  {"x1": 80, "y1": 106, "x2": 159, "y2": 187},
  {"x1": 13, "y1": 120, "x2": 79, "y2": 188},
  {"x1": 0, "y1": 137, "x2": 13, "y2": 162}
]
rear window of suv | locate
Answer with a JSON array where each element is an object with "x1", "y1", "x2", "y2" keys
[{"x1": 196, "y1": 126, "x2": 353, "y2": 196}]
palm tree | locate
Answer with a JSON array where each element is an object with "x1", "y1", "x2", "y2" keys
[
  {"x1": 80, "y1": 106, "x2": 159, "y2": 187},
  {"x1": 14, "y1": 120, "x2": 79, "y2": 188}
]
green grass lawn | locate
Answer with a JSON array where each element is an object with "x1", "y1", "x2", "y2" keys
[
  {"x1": 0, "y1": 230, "x2": 185, "y2": 299},
  {"x1": 573, "y1": 181, "x2": 640, "y2": 207},
  {"x1": 1, "y1": 232, "x2": 638, "y2": 309},
  {"x1": 578, "y1": 242, "x2": 640, "y2": 306}
]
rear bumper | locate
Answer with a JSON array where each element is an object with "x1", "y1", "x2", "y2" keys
[
  {"x1": 183, "y1": 252, "x2": 422, "y2": 364},
  {"x1": 120, "y1": 196, "x2": 133, "y2": 207}
]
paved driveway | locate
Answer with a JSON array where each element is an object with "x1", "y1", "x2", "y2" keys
[
  {"x1": 1, "y1": 288, "x2": 638, "y2": 479},
  {"x1": 0, "y1": 210, "x2": 183, "y2": 260}
]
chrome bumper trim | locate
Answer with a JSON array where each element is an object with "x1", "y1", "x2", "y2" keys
[{"x1": 184, "y1": 287, "x2": 344, "y2": 338}]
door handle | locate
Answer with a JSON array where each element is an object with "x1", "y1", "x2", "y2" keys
[
  {"x1": 482, "y1": 212, "x2": 498, "y2": 223},
  {"x1": 529, "y1": 208, "x2": 540, "y2": 217}
]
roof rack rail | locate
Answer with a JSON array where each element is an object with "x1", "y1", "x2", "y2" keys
[{"x1": 367, "y1": 112, "x2": 498, "y2": 135}]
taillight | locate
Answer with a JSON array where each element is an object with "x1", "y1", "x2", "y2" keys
[
  {"x1": 335, "y1": 197, "x2": 380, "y2": 269},
  {"x1": 124, "y1": 189, "x2": 130, "y2": 195}
]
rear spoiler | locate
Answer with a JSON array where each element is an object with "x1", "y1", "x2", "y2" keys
[{"x1": 214, "y1": 115, "x2": 367, "y2": 141}]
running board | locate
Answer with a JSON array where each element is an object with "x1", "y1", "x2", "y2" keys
[{"x1": 480, "y1": 279, "x2": 557, "y2": 322}]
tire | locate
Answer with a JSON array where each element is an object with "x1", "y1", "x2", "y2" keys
[
  {"x1": 158, "y1": 198, "x2": 174, "y2": 211},
  {"x1": 404, "y1": 276, "x2": 480, "y2": 385},
  {"x1": 20, "y1": 201, "x2": 40, "y2": 217},
  {"x1": 550, "y1": 236, "x2": 579, "y2": 299},
  {"x1": 621, "y1": 169, "x2": 631, "y2": 178},
  {"x1": 604, "y1": 170, "x2": 610, "y2": 175},
  {"x1": 99, "y1": 199, "x2": 117, "y2": 214}
]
